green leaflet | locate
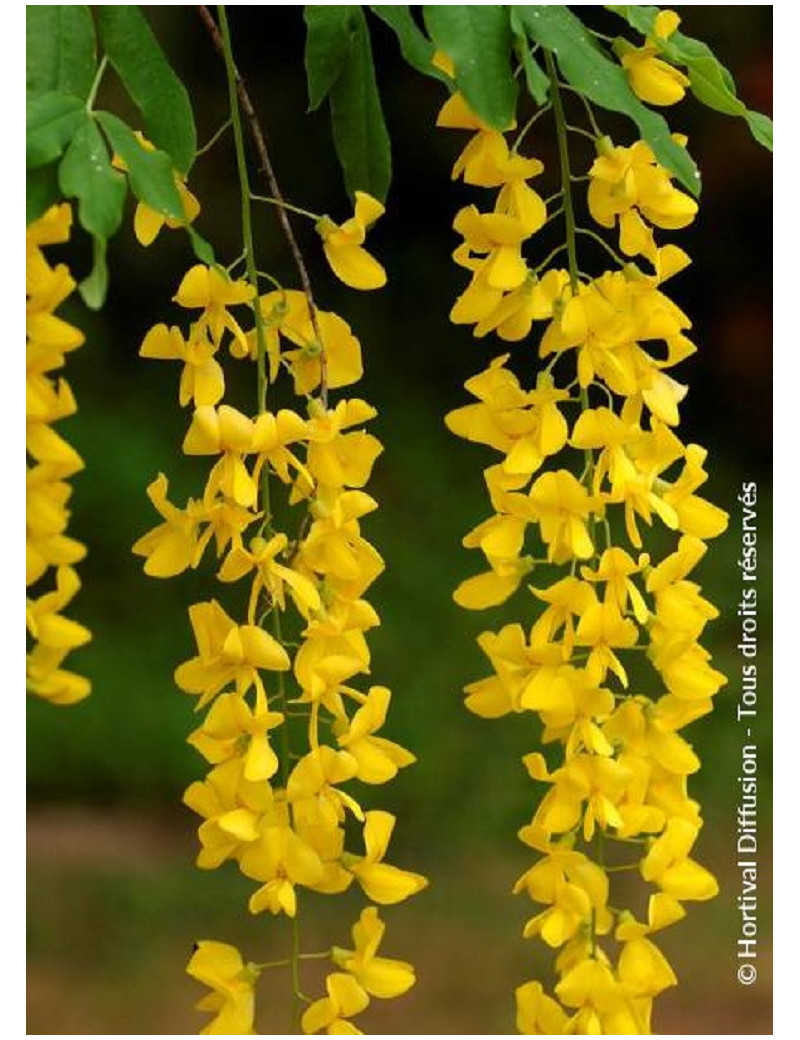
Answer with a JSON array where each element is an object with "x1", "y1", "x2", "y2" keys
[
  {"x1": 606, "y1": 5, "x2": 773, "y2": 150},
  {"x1": 423, "y1": 6, "x2": 518, "y2": 129},
  {"x1": 26, "y1": 93, "x2": 85, "y2": 168},
  {"x1": 79, "y1": 234, "x2": 110, "y2": 310},
  {"x1": 303, "y1": 5, "x2": 361, "y2": 110},
  {"x1": 325, "y1": 7, "x2": 392, "y2": 202},
  {"x1": 96, "y1": 111, "x2": 183, "y2": 222},
  {"x1": 58, "y1": 115, "x2": 126, "y2": 239},
  {"x1": 26, "y1": 5, "x2": 97, "y2": 100},
  {"x1": 509, "y1": 8, "x2": 549, "y2": 106},
  {"x1": 369, "y1": 6, "x2": 447, "y2": 83},
  {"x1": 514, "y1": 6, "x2": 700, "y2": 195},
  {"x1": 95, "y1": 6, "x2": 196, "y2": 173},
  {"x1": 187, "y1": 226, "x2": 216, "y2": 266},
  {"x1": 26, "y1": 164, "x2": 61, "y2": 225},
  {"x1": 745, "y1": 110, "x2": 773, "y2": 151}
]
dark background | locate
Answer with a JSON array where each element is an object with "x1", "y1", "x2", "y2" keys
[{"x1": 27, "y1": 6, "x2": 772, "y2": 1034}]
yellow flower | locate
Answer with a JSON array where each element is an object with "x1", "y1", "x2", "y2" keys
[
  {"x1": 640, "y1": 817, "x2": 719, "y2": 900},
  {"x1": 332, "y1": 906, "x2": 416, "y2": 998},
  {"x1": 516, "y1": 980, "x2": 569, "y2": 1035},
  {"x1": 334, "y1": 687, "x2": 416, "y2": 784},
  {"x1": 256, "y1": 290, "x2": 363, "y2": 392},
  {"x1": 346, "y1": 811, "x2": 428, "y2": 904},
  {"x1": 186, "y1": 940, "x2": 258, "y2": 1035},
  {"x1": 174, "y1": 265, "x2": 255, "y2": 353},
  {"x1": 132, "y1": 473, "x2": 213, "y2": 578},
  {"x1": 620, "y1": 11, "x2": 690, "y2": 107},
  {"x1": 139, "y1": 323, "x2": 225, "y2": 407},
  {"x1": 316, "y1": 192, "x2": 387, "y2": 290},
  {"x1": 187, "y1": 691, "x2": 285, "y2": 782},
  {"x1": 174, "y1": 599, "x2": 290, "y2": 708},
  {"x1": 302, "y1": 973, "x2": 369, "y2": 1035}
]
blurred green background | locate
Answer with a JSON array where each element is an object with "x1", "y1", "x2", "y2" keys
[{"x1": 27, "y1": 6, "x2": 772, "y2": 1035}]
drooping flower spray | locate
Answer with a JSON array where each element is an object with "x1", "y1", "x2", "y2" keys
[
  {"x1": 441, "y1": 21, "x2": 727, "y2": 1034},
  {"x1": 26, "y1": 204, "x2": 92, "y2": 706},
  {"x1": 133, "y1": 6, "x2": 426, "y2": 1034}
]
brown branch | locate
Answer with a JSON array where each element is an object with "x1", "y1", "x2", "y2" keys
[{"x1": 197, "y1": 4, "x2": 329, "y2": 405}]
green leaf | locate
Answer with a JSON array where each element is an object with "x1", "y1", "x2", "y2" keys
[
  {"x1": 26, "y1": 92, "x2": 85, "y2": 168},
  {"x1": 515, "y1": 6, "x2": 700, "y2": 195},
  {"x1": 26, "y1": 6, "x2": 97, "y2": 99},
  {"x1": 79, "y1": 235, "x2": 109, "y2": 310},
  {"x1": 188, "y1": 226, "x2": 216, "y2": 266},
  {"x1": 95, "y1": 6, "x2": 196, "y2": 173},
  {"x1": 96, "y1": 111, "x2": 183, "y2": 221},
  {"x1": 328, "y1": 7, "x2": 392, "y2": 202},
  {"x1": 509, "y1": 8, "x2": 549, "y2": 106},
  {"x1": 687, "y1": 55, "x2": 745, "y2": 116},
  {"x1": 303, "y1": 6, "x2": 360, "y2": 111},
  {"x1": 369, "y1": 6, "x2": 447, "y2": 82},
  {"x1": 423, "y1": 6, "x2": 517, "y2": 129},
  {"x1": 58, "y1": 115, "x2": 126, "y2": 239},
  {"x1": 746, "y1": 110, "x2": 773, "y2": 151},
  {"x1": 605, "y1": 5, "x2": 658, "y2": 37},
  {"x1": 27, "y1": 164, "x2": 62, "y2": 225}
]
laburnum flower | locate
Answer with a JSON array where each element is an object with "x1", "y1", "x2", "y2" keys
[
  {"x1": 588, "y1": 138, "x2": 698, "y2": 247},
  {"x1": 183, "y1": 757, "x2": 272, "y2": 869},
  {"x1": 618, "y1": 10, "x2": 690, "y2": 107},
  {"x1": 175, "y1": 599, "x2": 290, "y2": 708},
  {"x1": 445, "y1": 357, "x2": 570, "y2": 480},
  {"x1": 453, "y1": 205, "x2": 531, "y2": 292},
  {"x1": 287, "y1": 745, "x2": 362, "y2": 831},
  {"x1": 514, "y1": 833, "x2": 611, "y2": 948},
  {"x1": 186, "y1": 940, "x2": 259, "y2": 1035},
  {"x1": 26, "y1": 566, "x2": 91, "y2": 653},
  {"x1": 187, "y1": 691, "x2": 285, "y2": 781},
  {"x1": 183, "y1": 404, "x2": 307, "y2": 507},
  {"x1": 139, "y1": 323, "x2": 225, "y2": 407},
  {"x1": 519, "y1": 470, "x2": 596, "y2": 563},
  {"x1": 302, "y1": 972, "x2": 369, "y2": 1035},
  {"x1": 256, "y1": 290, "x2": 363, "y2": 392},
  {"x1": 453, "y1": 513, "x2": 532, "y2": 609},
  {"x1": 331, "y1": 906, "x2": 416, "y2": 998},
  {"x1": 218, "y1": 531, "x2": 321, "y2": 622},
  {"x1": 238, "y1": 798, "x2": 328, "y2": 916},
  {"x1": 174, "y1": 265, "x2": 255, "y2": 354},
  {"x1": 615, "y1": 893, "x2": 683, "y2": 1000},
  {"x1": 112, "y1": 131, "x2": 200, "y2": 246},
  {"x1": 334, "y1": 686, "x2": 416, "y2": 783},
  {"x1": 640, "y1": 817, "x2": 719, "y2": 900},
  {"x1": 463, "y1": 622, "x2": 567, "y2": 719},
  {"x1": 516, "y1": 980, "x2": 569, "y2": 1035},
  {"x1": 345, "y1": 811, "x2": 428, "y2": 904},
  {"x1": 316, "y1": 192, "x2": 387, "y2": 290},
  {"x1": 132, "y1": 473, "x2": 215, "y2": 578},
  {"x1": 475, "y1": 268, "x2": 570, "y2": 342}
]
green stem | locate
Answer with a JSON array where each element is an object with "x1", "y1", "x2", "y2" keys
[
  {"x1": 218, "y1": 8, "x2": 299, "y2": 1029},
  {"x1": 86, "y1": 55, "x2": 108, "y2": 112},
  {"x1": 252, "y1": 194, "x2": 321, "y2": 222},
  {"x1": 197, "y1": 117, "x2": 233, "y2": 157},
  {"x1": 576, "y1": 226, "x2": 627, "y2": 267},
  {"x1": 291, "y1": 914, "x2": 303, "y2": 1031},
  {"x1": 545, "y1": 50, "x2": 599, "y2": 554}
]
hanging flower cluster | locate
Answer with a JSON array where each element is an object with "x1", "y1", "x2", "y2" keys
[
  {"x1": 134, "y1": 191, "x2": 424, "y2": 1033},
  {"x1": 439, "y1": 43, "x2": 727, "y2": 1035},
  {"x1": 26, "y1": 203, "x2": 91, "y2": 706}
]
